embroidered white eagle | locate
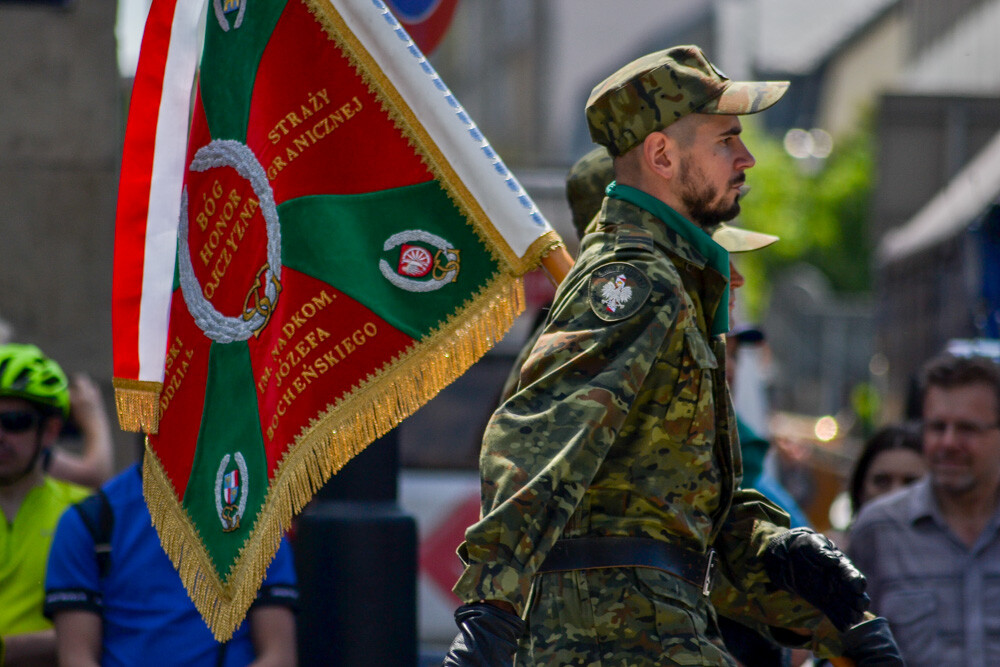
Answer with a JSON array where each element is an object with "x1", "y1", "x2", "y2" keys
[{"x1": 601, "y1": 273, "x2": 632, "y2": 312}]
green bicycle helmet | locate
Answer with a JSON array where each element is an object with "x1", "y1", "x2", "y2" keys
[{"x1": 0, "y1": 343, "x2": 70, "y2": 417}]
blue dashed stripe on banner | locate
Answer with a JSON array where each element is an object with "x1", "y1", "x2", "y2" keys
[{"x1": 369, "y1": 0, "x2": 547, "y2": 229}]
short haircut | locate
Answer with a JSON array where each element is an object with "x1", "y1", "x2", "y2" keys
[
  {"x1": 663, "y1": 118, "x2": 698, "y2": 149},
  {"x1": 918, "y1": 353, "x2": 1000, "y2": 417}
]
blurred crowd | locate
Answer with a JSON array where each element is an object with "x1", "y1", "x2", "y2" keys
[
  {"x1": 724, "y1": 326, "x2": 1000, "y2": 667},
  {"x1": 0, "y1": 338, "x2": 297, "y2": 667}
]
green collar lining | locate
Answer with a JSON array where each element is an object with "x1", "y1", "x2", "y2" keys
[{"x1": 607, "y1": 182, "x2": 730, "y2": 336}]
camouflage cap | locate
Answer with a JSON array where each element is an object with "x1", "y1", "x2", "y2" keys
[
  {"x1": 565, "y1": 145, "x2": 779, "y2": 253},
  {"x1": 586, "y1": 45, "x2": 789, "y2": 156},
  {"x1": 566, "y1": 146, "x2": 614, "y2": 238}
]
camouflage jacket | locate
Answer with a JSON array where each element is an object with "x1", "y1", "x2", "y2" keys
[{"x1": 453, "y1": 193, "x2": 847, "y2": 656}]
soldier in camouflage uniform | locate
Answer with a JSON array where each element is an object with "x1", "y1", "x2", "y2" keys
[
  {"x1": 444, "y1": 45, "x2": 903, "y2": 666},
  {"x1": 497, "y1": 145, "x2": 778, "y2": 408}
]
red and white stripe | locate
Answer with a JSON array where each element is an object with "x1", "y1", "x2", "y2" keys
[{"x1": 112, "y1": 0, "x2": 203, "y2": 384}]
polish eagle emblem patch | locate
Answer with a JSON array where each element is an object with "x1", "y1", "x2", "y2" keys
[
  {"x1": 601, "y1": 274, "x2": 632, "y2": 312},
  {"x1": 589, "y1": 262, "x2": 651, "y2": 322}
]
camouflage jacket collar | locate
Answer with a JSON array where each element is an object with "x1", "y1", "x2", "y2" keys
[{"x1": 605, "y1": 184, "x2": 730, "y2": 335}]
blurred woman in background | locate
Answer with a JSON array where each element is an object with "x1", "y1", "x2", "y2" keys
[{"x1": 849, "y1": 423, "x2": 926, "y2": 518}]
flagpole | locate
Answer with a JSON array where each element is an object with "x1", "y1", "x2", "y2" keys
[{"x1": 541, "y1": 244, "x2": 574, "y2": 286}]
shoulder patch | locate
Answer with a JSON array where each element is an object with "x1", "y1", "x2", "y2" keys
[
  {"x1": 589, "y1": 262, "x2": 652, "y2": 322},
  {"x1": 614, "y1": 226, "x2": 655, "y2": 254}
]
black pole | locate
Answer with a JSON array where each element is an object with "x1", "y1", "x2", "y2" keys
[{"x1": 293, "y1": 429, "x2": 418, "y2": 666}]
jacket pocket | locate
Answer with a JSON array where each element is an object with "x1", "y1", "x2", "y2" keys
[
  {"x1": 674, "y1": 328, "x2": 718, "y2": 443},
  {"x1": 684, "y1": 328, "x2": 718, "y2": 369}
]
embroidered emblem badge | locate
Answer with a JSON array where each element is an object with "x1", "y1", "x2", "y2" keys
[
  {"x1": 214, "y1": 0, "x2": 247, "y2": 32},
  {"x1": 589, "y1": 262, "x2": 651, "y2": 322},
  {"x1": 215, "y1": 452, "x2": 249, "y2": 532},
  {"x1": 397, "y1": 243, "x2": 434, "y2": 277},
  {"x1": 178, "y1": 139, "x2": 282, "y2": 343},
  {"x1": 379, "y1": 230, "x2": 461, "y2": 292}
]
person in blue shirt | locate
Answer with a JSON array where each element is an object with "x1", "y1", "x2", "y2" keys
[{"x1": 44, "y1": 461, "x2": 298, "y2": 666}]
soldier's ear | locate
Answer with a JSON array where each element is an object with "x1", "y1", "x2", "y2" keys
[{"x1": 642, "y1": 131, "x2": 676, "y2": 182}]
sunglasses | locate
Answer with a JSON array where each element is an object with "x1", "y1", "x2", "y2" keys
[{"x1": 0, "y1": 410, "x2": 40, "y2": 434}]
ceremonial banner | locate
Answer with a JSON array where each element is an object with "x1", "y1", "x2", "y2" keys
[{"x1": 112, "y1": 0, "x2": 561, "y2": 639}]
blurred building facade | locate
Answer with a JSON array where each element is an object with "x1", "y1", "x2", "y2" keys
[
  {"x1": 873, "y1": 0, "x2": 1000, "y2": 415},
  {"x1": 874, "y1": 95, "x2": 1000, "y2": 415},
  {"x1": 0, "y1": 0, "x2": 127, "y2": 454}
]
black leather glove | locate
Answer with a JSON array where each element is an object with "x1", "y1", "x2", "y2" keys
[
  {"x1": 762, "y1": 527, "x2": 869, "y2": 631},
  {"x1": 841, "y1": 617, "x2": 906, "y2": 666},
  {"x1": 442, "y1": 602, "x2": 526, "y2": 667}
]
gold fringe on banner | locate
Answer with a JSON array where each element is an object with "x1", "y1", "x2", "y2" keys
[
  {"x1": 143, "y1": 448, "x2": 289, "y2": 641},
  {"x1": 112, "y1": 378, "x2": 162, "y2": 434},
  {"x1": 145, "y1": 273, "x2": 526, "y2": 641}
]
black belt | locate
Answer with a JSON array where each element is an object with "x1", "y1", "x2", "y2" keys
[{"x1": 537, "y1": 537, "x2": 718, "y2": 596}]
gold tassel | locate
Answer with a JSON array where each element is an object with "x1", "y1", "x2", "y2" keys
[
  {"x1": 112, "y1": 378, "x2": 161, "y2": 433},
  {"x1": 145, "y1": 274, "x2": 525, "y2": 641}
]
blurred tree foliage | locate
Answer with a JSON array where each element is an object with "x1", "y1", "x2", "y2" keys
[{"x1": 734, "y1": 118, "x2": 875, "y2": 319}]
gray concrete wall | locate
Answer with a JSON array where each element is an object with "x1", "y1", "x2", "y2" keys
[{"x1": 0, "y1": 1, "x2": 125, "y2": 451}]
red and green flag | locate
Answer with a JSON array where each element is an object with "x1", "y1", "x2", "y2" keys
[{"x1": 112, "y1": 0, "x2": 565, "y2": 640}]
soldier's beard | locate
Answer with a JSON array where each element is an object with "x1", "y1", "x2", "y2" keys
[{"x1": 677, "y1": 158, "x2": 743, "y2": 229}]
